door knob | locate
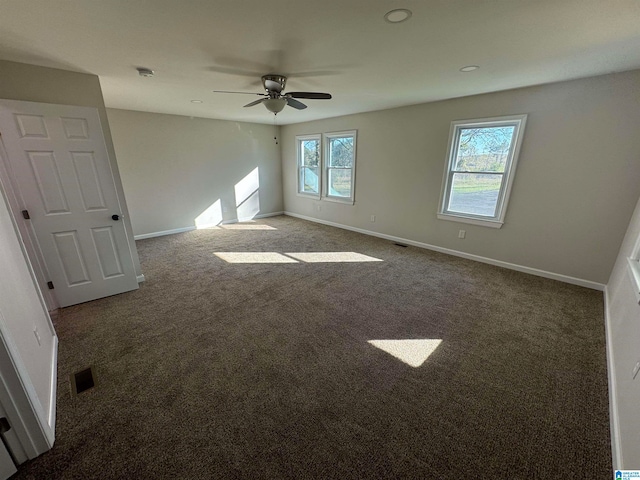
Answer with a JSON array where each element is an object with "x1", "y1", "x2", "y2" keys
[{"x1": 111, "y1": 214, "x2": 120, "y2": 221}]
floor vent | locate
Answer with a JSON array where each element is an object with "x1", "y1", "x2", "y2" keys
[
  {"x1": 394, "y1": 243, "x2": 408, "y2": 248},
  {"x1": 71, "y1": 367, "x2": 95, "y2": 395}
]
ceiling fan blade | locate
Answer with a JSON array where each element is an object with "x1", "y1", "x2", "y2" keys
[
  {"x1": 244, "y1": 98, "x2": 266, "y2": 108},
  {"x1": 213, "y1": 90, "x2": 264, "y2": 96},
  {"x1": 286, "y1": 92, "x2": 332, "y2": 100},
  {"x1": 264, "y1": 79, "x2": 283, "y2": 92},
  {"x1": 286, "y1": 97, "x2": 307, "y2": 110}
]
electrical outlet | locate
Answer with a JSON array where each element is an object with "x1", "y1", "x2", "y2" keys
[
  {"x1": 33, "y1": 327, "x2": 41, "y2": 346},
  {"x1": 316, "y1": 204, "x2": 321, "y2": 212},
  {"x1": 633, "y1": 360, "x2": 640, "y2": 380},
  {"x1": 458, "y1": 230, "x2": 466, "y2": 239},
  {"x1": 370, "y1": 215, "x2": 376, "y2": 222}
]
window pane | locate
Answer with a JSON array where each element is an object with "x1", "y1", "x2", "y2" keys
[
  {"x1": 301, "y1": 140, "x2": 320, "y2": 167},
  {"x1": 301, "y1": 167, "x2": 319, "y2": 193},
  {"x1": 454, "y1": 126, "x2": 515, "y2": 172},
  {"x1": 328, "y1": 137, "x2": 354, "y2": 167},
  {"x1": 447, "y1": 173, "x2": 502, "y2": 217},
  {"x1": 328, "y1": 168, "x2": 352, "y2": 197}
]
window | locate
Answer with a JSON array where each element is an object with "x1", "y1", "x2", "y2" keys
[
  {"x1": 438, "y1": 115, "x2": 527, "y2": 228},
  {"x1": 323, "y1": 131, "x2": 357, "y2": 204},
  {"x1": 296, "y1": 130, "x2": 357, "y2": 204},
  {"x1": 296, "y1": 134, "x2": 321, "y2": 197}
]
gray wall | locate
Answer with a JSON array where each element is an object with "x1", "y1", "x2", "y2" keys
[
  {"x1": 606, "y1": 195, "x2": 640, "y2": 468},
  {"x1": 281, "y1": 70, "x2": 640, "y2": 285},
  {"x1": 106, "y1": 108, "x2": 283, "y2": 237}
]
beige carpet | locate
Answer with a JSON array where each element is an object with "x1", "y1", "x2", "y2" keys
[{"x1": 13, "y1": 215, "x2": 611, "y2": 479}]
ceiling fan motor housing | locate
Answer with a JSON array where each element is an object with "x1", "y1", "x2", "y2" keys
[{"x1": 262, "y1": 74, "x2": 287, "y2": 93}]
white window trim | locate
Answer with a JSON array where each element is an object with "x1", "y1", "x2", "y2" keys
[
  {"x1": 323, "y1": 130, "x2": 357, "y2": 205},
  {"x1": 296, "y1": 134, "x2": 322, "y2": 199},
  {"x1": 437, "y1": 114, "x2": 527, "y2": 229}
]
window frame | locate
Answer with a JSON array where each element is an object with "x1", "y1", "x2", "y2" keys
[
  {"x1": 322, "y1": 130, "x2": 357, "y2": 205},
  {"x1": 437, "y1": 114, "x2": 527, "y2": 228},
  {"x1": 296, "y1": 133, "x2": 322, "y2": 199}
]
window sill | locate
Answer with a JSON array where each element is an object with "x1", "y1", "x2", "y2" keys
[
  {"x1": 437, "y1": 213, "x2": 503, "y2": 229},
  {"x1": 297, "y1": 191, "x2": 320, "y2": 200},
  {"x1": 323, "y1": 196, "x2": 355, "y2": 205}
]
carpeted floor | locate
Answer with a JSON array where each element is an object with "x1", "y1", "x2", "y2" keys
[{"x1": 13, "y1": 215, "x2": 611, "y2": 479}]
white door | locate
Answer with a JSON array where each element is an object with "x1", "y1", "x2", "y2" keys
[{"x1": 0, "y1": 100, "x2": 138, "y2": 307}]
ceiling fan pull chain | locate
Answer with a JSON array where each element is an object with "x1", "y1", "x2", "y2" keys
[{"x1": 273, "y1": 114, "x2": 278, "y2": 145}]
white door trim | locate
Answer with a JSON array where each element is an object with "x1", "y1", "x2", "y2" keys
[{"x1": 0, "y1": 327, "x2": 52, "y2": 462}]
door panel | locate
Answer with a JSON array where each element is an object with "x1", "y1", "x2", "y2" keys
[
  {"x1": 71, "y1": 152, "x2": 107, "y2": 210},
  {"x1": 52, "y1": 231, "x2": 91, "y2": 286},
  {"x1": 91, "y1": 227, "x2": 125, "y2": 278},
  {"x1": 0, "y1": 100, "x2": 138, "y2": 307},
  {"x1": 28, "y1": 151, "x2": 70, "y2": 213}
]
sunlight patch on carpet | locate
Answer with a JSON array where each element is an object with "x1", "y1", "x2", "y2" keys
[
  {"x1": 214, "y1": 252, "x2": 298, "y2": 263},
  {"x1": 285, "y1": 252, "x2": 382, "y2": 263},
  {"x1": 368, "y1": 339, "x2": 442, "y2": 367}
]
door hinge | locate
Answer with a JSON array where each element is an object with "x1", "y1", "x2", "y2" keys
[
  {"x1": 21, "y1": 210, "x2": 30, "y2": 220},
  {"x1": 0, "y1": 417, "x2": 10, "y2": 434},
  {"x1": 47, "y1": 281, "x2": 54, "y2": 290}
]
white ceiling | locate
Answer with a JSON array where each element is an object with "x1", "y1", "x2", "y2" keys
[{"x1": 1, "y1": 0, "x2": 639, "y2": 125}]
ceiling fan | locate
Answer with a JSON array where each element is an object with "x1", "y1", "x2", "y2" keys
[{"x1": 213, "y1": 74, "x2": 332, "y2": 114}]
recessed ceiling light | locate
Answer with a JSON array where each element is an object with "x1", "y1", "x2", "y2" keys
[
  {"x1": 384, "y1": 9, "x2": 412, "y2": 23},
  {"x1": 136, "y1": 67, "x2": 154, "y2": 77},
  {"x1": 190, "y1": 100, "x2": 203, "y2": 104},
  {"x1": 460, "y1": 65, "x2": 480, "y2": 72}
]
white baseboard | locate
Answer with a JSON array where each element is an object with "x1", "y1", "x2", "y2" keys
[
  {"x1": 136, "y1": 274, "x2": 146, "y2": 283},
  {"x1": 284, "y1": 211, "x2": 605, "y2": 291},
  {"x1": 603, "y1": 286, "x2": 622, "y2": 469},
  {"x1": 134, "y1": 226, "x2": 196, "y2": 240},
  {"x1": 134, "y1": 212, "x2": 285, "y2": 241},
  {"x1": 235, "y1": 211, "x2": 284, "y2": 223}
]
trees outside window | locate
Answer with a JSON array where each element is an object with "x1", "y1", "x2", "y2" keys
[
  {"x1": 296, "y1": 135, "x2": 321, "y2": 196},
  {"x1": 324, "y1": 131, "x2": 356, "y2": 202},
  {"x1": 296, "y1": 131, "x2": 357, "y2": 204}
]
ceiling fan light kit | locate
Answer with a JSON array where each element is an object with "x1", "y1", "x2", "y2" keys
[
  {"x1": 213, "y1": 74, "x2": 332, "y2": 115},
  {"x1": 263, "y1": 98, "x2": 287, "y2": 113}
]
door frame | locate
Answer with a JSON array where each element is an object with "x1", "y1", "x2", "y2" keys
[
  {"x1": 0, "y1": 138, "x2": 56, "y2": 463},
  {"x1": 0, "y1": 326, "x2": 54, "y2": 463}
]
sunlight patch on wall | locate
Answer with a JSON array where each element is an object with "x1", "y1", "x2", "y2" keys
[
  {"x1": 285, "y1": 252, "x2": 382, "y2": 263},
  {"x1": 214, "y1": 252, "x2": 298, "y2": 263},
  {"x1": 195, "y1": 199, "x2": 222, "y2": 229},
  {"x1": 235, "y1": 167, "x2": 260, "y2": 221},
  {"x1": 368, "y1": 339, "x2": 442, "y2": 367}
]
